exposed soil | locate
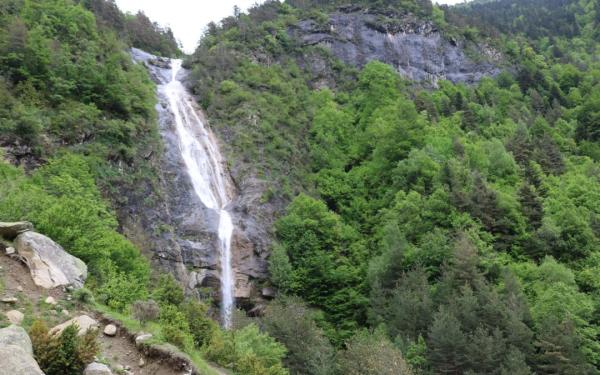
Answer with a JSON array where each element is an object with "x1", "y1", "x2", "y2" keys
[
  {"x1": 96, "y1": 327, "x2": 184, "y2": 375},
  {"x1": 0, "y1": 252, "x2": 186, "y2": 374}
]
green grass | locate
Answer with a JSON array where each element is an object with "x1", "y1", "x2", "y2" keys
[{"x1": 93, "y1": 304, "x2": 223, "y2": 375}]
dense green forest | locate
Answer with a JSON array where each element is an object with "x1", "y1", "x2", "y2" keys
[
  {"x1": 1, "y1": 0, "x2": 600, "y2": 374},
  {"x1": 187, "y1": 0, "x2": 600, "y2": 373}
]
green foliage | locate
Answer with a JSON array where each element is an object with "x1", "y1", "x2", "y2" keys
[
  {"x1": 181, "y1": 300, "x2": 218, "y2": 348},
  {"x1": 160, "y1": 304, "x2": 194, "y2": 351},
  {"x1": 262, "y1": 297, "x2": 335, "y2": 375},
  {"x1": 72, "y1": 287, "x2": 95, "y2": 305},
  {"x1": 153, "y1": 274, "x2": 185, "y2": 307},
  {"x1": 205, "y1": 324, "x2": 289, "y2": 375},
  {"x1": 30, "y1": 319, "x2": 99, "y2": 375},
  {"x1": 337, "y1": 329, "x2": 414, "y2": 375},
  {"x1": 190, "y1": 1, "x2": 600, "y2": 373}
]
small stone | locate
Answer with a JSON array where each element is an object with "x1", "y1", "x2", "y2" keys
[
  {"x1": 138, "y1": 357, "x2": 145, "y2": 367},
  {"x1": 5, "y1": 310, "x2": 24, "y2": 325},
  {"x1": 1, "y1": 297, "x2": 18, "y2": 304},
  {"x1": 45, "y1": 296, "x2": 57, "y2": 305},
  {"x1": 103, "y1": 324, "x2": 117, "y2": 337},
  {"x1": 17, "y1": 286, "x2": 23, "y2": 292},
  {"x1": 135, "y1": 333, "x2": 152, "y2": 346},
  {"x1": 83, "y1": 362, "x2": 113, "y2": 375},
  {"x1": 5, "y1": 246, "x2": 15, "y2": 255},
  {"x1": 61, "y1": 309, "x2": 69, "y2": 316}
]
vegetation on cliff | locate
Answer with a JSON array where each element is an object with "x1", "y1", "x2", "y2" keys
[
  {"x1": 1, "y1": 0, "x2": 600, "y2": 374},
  {"x1": 186, "y1": 0, "x2": 600, "y2": 373}
]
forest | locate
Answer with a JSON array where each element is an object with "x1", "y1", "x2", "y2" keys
[{"x1": 0, "y1": 0, "x2": 599, "y2": 374}]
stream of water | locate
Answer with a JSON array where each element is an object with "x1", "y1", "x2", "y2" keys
[{"x1": 160, "y1": 59, "x2": 235, "y2": 329}]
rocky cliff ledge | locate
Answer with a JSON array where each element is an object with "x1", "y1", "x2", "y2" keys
[{"x1": 291, "y1": 7, "x2": 501, "y2": 85}]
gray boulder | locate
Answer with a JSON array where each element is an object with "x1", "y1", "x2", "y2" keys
[
  {"x1": 0, "y1": 325, "x2": 33, "y2": 355},
  {"x1": 0, "y1": 346, "x2": 45, "y2": 375},
  {"x1": 84, "y1": 362, "x2": 113, "y2": 375},
  {"x1": 50, "y1": 315, "x2": 99, "y2": 337},
  {"x1": 0, "y1": 221, "x2": 33, "y2": 240},
  {"x1": 15, "y1": 231, "x2": 87, "y2": 289}
]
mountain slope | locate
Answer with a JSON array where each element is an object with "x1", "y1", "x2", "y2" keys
[{"x1": 184, "y1": 0, "x2": 600, "y2": 373}]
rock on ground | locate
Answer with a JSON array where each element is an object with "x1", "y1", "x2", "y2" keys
[
  {"x1": 45, "y1": 296, "x2": 57, "y2": 305},
  {"x1": 103, "y1": 324, "x2": 117, "y2": 337},
  {"x1": 84, "y1": 362, "x2": 113, "y2": 375},
  {"x1": 0, "y1": 325, "x2": 33, "y2": 355},
  {"x1": 0, "y1": 221, "x2": 33, "y2": 240},
  {"x1": 5, "y1": 310, "x2": 24, "y2": 325},
  {"x1": 135, "y1": 333, "x2": 152, "y2": 346},
  {"x1": 50, "y1": 315, "x2": 99, "y2": 337},
  {"x1": 15, "y1": 231, "x2": 87, "y2": 289}
]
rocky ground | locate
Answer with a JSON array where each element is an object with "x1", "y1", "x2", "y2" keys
[{"x1": 0, "y1": 222, "x2": 207, "y2": 375}]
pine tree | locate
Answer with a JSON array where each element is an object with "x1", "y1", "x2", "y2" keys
[{"x1": 428, "y1": 308, "x2": 467, "y2": 374}]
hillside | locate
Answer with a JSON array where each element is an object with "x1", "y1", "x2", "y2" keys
[
  {"x1": 0, "y1": 0, "x2": 600, "y2": 374},
  {"x1": 185, "y1": 0, "x2": 600, "y2": 373}
]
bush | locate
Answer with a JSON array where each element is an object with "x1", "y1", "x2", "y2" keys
[
  {"x1": 182, "y1": 300, "x2": 218, "y2": 348},
  {"x1": 97, "y1": 268, "x2": 148, "y2": 311},
  {"x1": 132, "y1": 299, "x2": 160, "y2": 326},
  {"x1": 205, "y1": 324, "x2": 288, "y2": 375},
  {"x1": 30, "y1": 320, "x2": 98, "y2": 375},
  {"x1": 72, "y1": 287, "x2": 95, "y2": 305},
  {"x1": 337, "y1": 329, "x2": 413, "y2": 375},
  {"x1": 153, "y1": 274, "x2": 185, "y2": 307},
  {"x1": 159, "y1": 304, "x2": 194, "y2": 351}
]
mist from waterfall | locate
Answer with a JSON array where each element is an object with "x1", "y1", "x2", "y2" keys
[{"x1": 160, "y1": 59, "x2": 235, "y2": 329}]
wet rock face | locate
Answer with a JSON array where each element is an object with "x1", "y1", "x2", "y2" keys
[
  {"x1": 127, "y1": 49, "x2": 270, "y2": 308},
  {"x1": 291, "y1": 10, "x2": 501, "y2": 84}
]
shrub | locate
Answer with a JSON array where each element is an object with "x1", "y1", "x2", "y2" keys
[
  {"x1": 30, "y1": 319, "x2": 98, "y2": 375},
  {"x1": 97, "y1": 268, "x2": 147, "y2": 311},
  {"x1": 72, "y1": 287, "x2": 95, "y2": 305},
  {"x1": 337, "y1": 329, "x2": 413, "y2": 375},
  {"x1": 159, "y1": 304, "x2": 194, "y2": 351},
  {"x1": 132, "y1": 299, "x2": 160, "y2": 326},
  {"x1": 205, "y1": 324, "x2": 288, "y2": 374},
  {"x1": 153, "y1": 274, "x2": 184, "y2": 307},
  {"x1": 181, "y1": 300, "x2": 217, "y2": 348}
]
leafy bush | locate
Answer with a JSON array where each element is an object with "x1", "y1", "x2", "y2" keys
[
  {"x1": 337, "y1": 329, "x2": 413, "y2": 375},
  {"x1": 205, "y1": 324, "x2": 288, "y2": 375},
  {"x1": 153, "y1": 274, "x2": 185, "y2": 307},
  {"x1": 132, "y1": 299, "x2": 160, "y2": 326},
  {"x1": 159, "y1": 304, "x2": 194, "y2": 351},
  {"x1": 182, "y1": 300, "x2": 218, "y2": 348},
  {"x1": 72, "y1": 287, "x2": 95, "y2": 305},
  {"x1": 97, "y1": 268, "x2": 148, "y2": 312},
  {"x1": 30, "y1": 320, "x2": 98, "y2": 375}
]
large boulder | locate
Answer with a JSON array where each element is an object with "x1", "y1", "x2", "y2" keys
[
  {"x1": 0, "y1": 346, "x2": 45, "y2": 375},
  {"x1": 50, "y1": 315, "x2": 99, "y2": 337},
  {"x1": 0, "y1": 221, "x2": 33, "y2": 240},
  {"x1": 0, "y1": 325, "x2": 33, "y2": 354},
  {"x1": 15, "y1": 231, "x2": 87, "y2": 289}
]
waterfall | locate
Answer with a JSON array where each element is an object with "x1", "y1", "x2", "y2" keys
[{"x1": 160, "y1": 59, "x2": 235, "y2": 329}]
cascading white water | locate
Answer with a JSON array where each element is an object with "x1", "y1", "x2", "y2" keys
[{"x1": 160, "y1": 59, "x2": 235, "y2": 329}]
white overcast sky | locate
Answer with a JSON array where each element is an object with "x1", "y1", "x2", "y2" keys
[{"x1": 115, "y1": 0, "x2": 464, "y2": 54}]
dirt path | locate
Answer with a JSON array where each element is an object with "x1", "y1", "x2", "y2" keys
[{"x1": 1, "y1": 252, "x2": 187, "y2": 374}]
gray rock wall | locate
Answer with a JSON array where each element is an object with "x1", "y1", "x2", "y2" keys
[{"x1": 291, "y1": 10, "x2": 501, "y2": 85}]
